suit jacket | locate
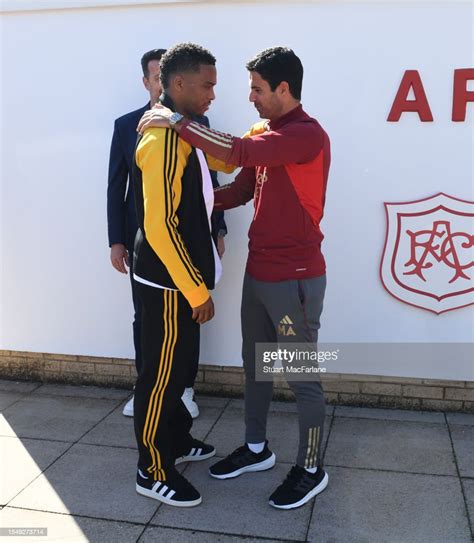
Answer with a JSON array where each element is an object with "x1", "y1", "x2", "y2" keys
[{"x1": 107, "y1": 104, "x2": 226, "y2": 250}]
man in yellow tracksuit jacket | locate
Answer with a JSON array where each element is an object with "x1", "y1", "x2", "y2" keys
[{"x1": 132, "y1": 43, "x2": 233, "y2": 507}]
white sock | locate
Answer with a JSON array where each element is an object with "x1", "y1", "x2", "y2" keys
[
  {"x1": 247, "y1": 442, "x2": 265, "y2": 454},
  {"x1": 305, "y1": 466, "x2": 318, "y2": 474}
]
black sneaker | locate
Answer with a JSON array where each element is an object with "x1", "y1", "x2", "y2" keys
[
  {"x1": 209, "y1": 441, "x2": 276, "y2": 479},
  {"x1": 136, "y1": 468, "x2": 202, "y2": 507},
  {"x1": 175, "y1": 439, "x2": 216, "y2": 465},
  {"x1": 269, "y1": 465, "x2": 328, "y2": 510}
]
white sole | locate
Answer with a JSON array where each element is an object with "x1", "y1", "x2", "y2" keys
[
  {"x1": 175, "y1": 449, "x2": 216, "y2": 465},
  {"x1": 269, "y1": 472, "x2": 329, "y2": 510},
  {"x1": 136, "y1": 484, "x2": 202, "y2": 507},
  {"x1": 209, "y1": 453, "x2": 276, "y2": 480}
]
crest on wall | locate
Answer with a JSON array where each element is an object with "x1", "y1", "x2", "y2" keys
[{"x1": 380, "y1": 193, "x2": 474, "y2": 314}]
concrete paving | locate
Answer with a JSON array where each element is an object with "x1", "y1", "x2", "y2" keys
[{"x1": 0, "y1": 379, "x2": 472, "y2": 542}]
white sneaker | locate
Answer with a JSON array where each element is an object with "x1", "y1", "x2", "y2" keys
[
  {"x1": 181, "y1": 388, "x2": 199, "y2": 419},
  {"x1": 122, "y1": 396, "x2": 134, "y2": 417}
]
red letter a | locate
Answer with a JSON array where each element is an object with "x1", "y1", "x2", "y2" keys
[
  {"x1": 387, "y1": 70, "x2": 434, "y2": 122},
  {"x1": 452, "y1": 68, "x2": 474, "y2": 122}
]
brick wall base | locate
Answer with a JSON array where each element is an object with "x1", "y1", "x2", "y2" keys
[{"x1": 0, "y1": 350, "x2": 472, "y2": 412}]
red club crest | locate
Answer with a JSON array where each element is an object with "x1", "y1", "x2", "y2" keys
[{"x1": 380, "y1": 193, "x2": 474, "y2": 314}]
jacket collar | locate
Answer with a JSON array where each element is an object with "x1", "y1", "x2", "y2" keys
[{"x1": 268, "y1": 104, "x2": 305, "y2": 131}]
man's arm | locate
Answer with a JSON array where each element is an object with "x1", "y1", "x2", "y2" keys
[
  {"x1": 176, "y1": 119, "x2": 323, "y2": 168},
  {"x1": 194, "y1": 115, "x2": 235, "y2": 173},
  {"x1": 137, "y1": 128, "x2": 210, "y2": 309},
  {"x1": 198, "y1": 117, "x2": 229, "y2": 258},
  {"x1": 107, "y1": 121, "x2": 129, "y2": 273},
  {"x1": 107, "y1": 121, "x2": 128, "y2": 246},
  {"x1": 202, "y1": 121, "x2": 265, "y2": 174},
  {"x1": 214, "y1": 167, "x2": 256, "y2": 210},
  {"x1": 198, "y1": 115, "x2": 228, "y2": 239}
]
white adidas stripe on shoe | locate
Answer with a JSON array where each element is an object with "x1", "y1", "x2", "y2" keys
[
  {"x1": 135, "y1": 482, "x2": 201, "y2": 507},
  {"x1": 136, "y1": 469, "x2": 202, "y2": 507},
  {"x1": 175, "y1": 441, "x2": 216, "y2": 465}
]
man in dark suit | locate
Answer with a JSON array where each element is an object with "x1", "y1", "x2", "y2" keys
[{"x1": 107, "y1": 49, "x2": 227, "y2": 418}]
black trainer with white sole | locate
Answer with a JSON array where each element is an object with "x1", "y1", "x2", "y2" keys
[
  {"x1": 136, "y1": 468, "x2": 202, "y2": 507},
  {"x1": 269, "y1": 465, "x2": 328, "y2": 510},
  {"x1": 209, "y1": 441, "x2": 276, "y2": 479},
  {"x1": 175, "y1": 439, "x2": 216, "y2": 465}
]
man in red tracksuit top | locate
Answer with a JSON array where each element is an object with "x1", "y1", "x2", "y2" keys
[{"x1": 139, "y1": 46, "x2": 331, "y2": 510}]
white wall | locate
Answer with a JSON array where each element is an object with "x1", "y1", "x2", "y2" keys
[{"x1": 1, "y1": 1, "x2": 473, "y2": 379}]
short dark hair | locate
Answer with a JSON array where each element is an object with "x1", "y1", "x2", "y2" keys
[
  {"x1": 159, "y1": 42, "x2": 216, "y2": 89},
  {"x1": 246, "y1": 47, "x2": 303, "y2": 100},
  {"x1": 141, "y1": 48, "x2": 167, "y2": 78}
]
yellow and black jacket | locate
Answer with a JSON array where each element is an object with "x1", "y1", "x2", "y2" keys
[{"x1": 132, "y1": 97, "x2": 233, "y2": 308}]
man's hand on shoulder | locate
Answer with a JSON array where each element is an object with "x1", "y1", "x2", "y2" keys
[
  {"x1": 245, "y1": 120, "x2": 269, "y2": 138},
  {"x1": 110, "y1": 243, "x2": 129, "y2": 274},
  {"x1": 137, "y1": 104, "x2": 175, "y2": 134},
  {"x1": 192, "y1": 296, "x2": 215, "y2": 324}
]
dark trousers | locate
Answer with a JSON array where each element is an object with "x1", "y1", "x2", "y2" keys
[
  {"x1": 129, "y1": 244, "x2": 199, "y2": 386},
  {"x1": 184, "y1": 339, "x2": 199, "y2": 389},
  {"x1": 128, "y1": 242, "x2": 142, "y2": 375},
  {"x1": 241, "y1": 273, "x2": 327, "y2": 468},
  {"x1": 134, "y1": 284, "x2": 196, "y2": 481}
]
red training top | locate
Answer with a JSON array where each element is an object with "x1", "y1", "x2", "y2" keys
[{"x1": 178, "y1": 104, "x2": 331, "y2": 282}]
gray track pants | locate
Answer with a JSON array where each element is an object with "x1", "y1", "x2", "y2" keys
[{"x1": 241, "y1": 272, "x2": 327, "y2": 468}]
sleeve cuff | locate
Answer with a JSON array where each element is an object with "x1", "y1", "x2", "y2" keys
[{"x1": 183, "y1": 282, "x2": 210, "y2": 308}]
